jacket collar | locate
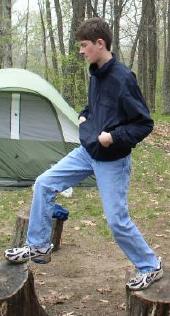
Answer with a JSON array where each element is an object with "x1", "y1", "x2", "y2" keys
[{"x1": 89, "y1": 54, "x2": 116, "y2": 78}]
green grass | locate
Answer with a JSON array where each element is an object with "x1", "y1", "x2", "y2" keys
[
  {"x1": 0, "y1": 121, "x2": 169, "y2": 249},
  {"x1": 152, "y1": 112, "x2": 170, "y2": 123},
  {"x1": 0, "y1": 188, "x2": 32, "y2": 255},
  {"x1": 129, "y1": 142, "x2": 169, "y2": 220}
]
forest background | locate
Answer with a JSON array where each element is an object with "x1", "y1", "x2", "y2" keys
[{"x1": 0, "y1": 0, "x2": 170, "y2": 116}]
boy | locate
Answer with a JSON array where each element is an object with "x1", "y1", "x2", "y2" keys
[{"x1": 4, "y1": 18, "x2": 163, "y2": 291}]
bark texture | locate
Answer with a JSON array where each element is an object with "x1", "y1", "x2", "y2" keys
[{"x1": 0, "y1": 261, "x2": 48, "y2": 316}]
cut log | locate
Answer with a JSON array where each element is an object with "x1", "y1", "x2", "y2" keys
[
  {"x1": 52, "y1": 219, "x2": 63, "y2": 251},
  {"x1": 11, "y1": 212, "x2": 64, "y2": 251},
  {"x1": 11, "y1": 213, "x2": 29, "y2": 247},
  {"x1": 0, "y1": 261, "x2": 48, "y2": 316},
  {"x1": 126, "y1": 269, "x2": 170, "y2": 316}
]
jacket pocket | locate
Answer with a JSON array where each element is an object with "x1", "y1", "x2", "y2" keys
[{"x1": 79, "y1": 120, "x2": 100, "y2": 156}]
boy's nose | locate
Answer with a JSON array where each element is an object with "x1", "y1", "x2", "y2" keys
[{"x1": 79, "y1": 49, "x2": 85, "y2": 57}]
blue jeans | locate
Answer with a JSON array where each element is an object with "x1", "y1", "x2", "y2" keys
[{"x1": 27, "y1": 145, "x2": 158, "y2": 272}]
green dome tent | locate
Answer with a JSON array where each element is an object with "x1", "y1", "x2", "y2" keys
[{"x1": 0, "y1": 68, "x2": 94, "y2": 187}]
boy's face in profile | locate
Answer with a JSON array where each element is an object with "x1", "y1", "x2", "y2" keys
[{"x1": 79, "y1": 39, "x2": 105, "y2": 64}]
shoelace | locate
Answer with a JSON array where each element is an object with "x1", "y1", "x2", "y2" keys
[{"x1": 130, "y1": 271, "x2": 152, "y2": 283}]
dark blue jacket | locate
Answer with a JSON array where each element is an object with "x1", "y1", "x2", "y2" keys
[{"x1": 79, "y1": 55, "x2": 154, "y2": 161}]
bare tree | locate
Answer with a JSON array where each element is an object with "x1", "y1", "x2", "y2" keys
[
  {"x1": 162, "y1": 0, "x2": 168, "y2": 73},
  {"x1": 24, "y1": 0, "x2": 30, "y2": 69},
  {"x1": 0, "y1": 0, "x2": 3, "y2": 68},
  {"x1": 61, "y1": 0, "x2": 87, "y2": 107},
  {"x1": 90, "y1": 0, "x2": 99, "y2": 17},
  {"x1": 87, "y1": 0, "x2": 93, "y2": 18},
  {"x1": 147, "y1": 0, "x2": 157, "y2": 111},
  {"x1": 53, "y1": 0, "x2": 65, "y2": 55},
  {"x1": 129, "y1": 15, "x2": 143, "y2": 69},
  {"x1": 38, "y1": 0, "x2": 49, "y2": 80},
  {"x1": 102, "y1": 0, "x2": 107, "y2": 18},
  {"x1": 69, "y1": 0, "x2": 86, "y2": 53},
  {"x1": 163, "y1": 0, "x2": 170, "y2": 113},
  {"x1": 112, "y1": 0, "x2": 128, "y2": 60},
  {"x1": 137, "y1": 0, "x2": 157, "y2": 110},
  {"x1": 45, "y1": 0, "x2": 58, "y2": 73},
  {"x1": 138, "y1": 0, "x2": 148, "y2": 101},
  {"x1": 94, "y1": 0, "x2": 99, "y2": 13},
  {"x1": 0, "y1": 0, "x2": 12, "y2": 68}
]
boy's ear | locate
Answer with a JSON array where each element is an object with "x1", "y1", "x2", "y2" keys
[{"x1": 96, "y1": 38, "x2": 106, "y2": 49}]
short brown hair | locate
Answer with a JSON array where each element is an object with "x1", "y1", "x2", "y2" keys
[{"x1": 76, "y1": 17, "x2": 112, "y2": 51}]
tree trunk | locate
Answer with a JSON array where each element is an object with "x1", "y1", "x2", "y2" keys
[
  {"x1": 53, "y1": 0, "x2": 65, "y2": 56},
  {"x1": 69, "y1": 0, "x2": 86, "y2": 53},
  {"x1": 0, "y1": 0, "x2": 3, "y2": 68},
  {"x1": 0, "y1": 262, "x2": 48, "y2": 316},
  {"x1": 102, "y1": 0, "x2": 107, "y2": 19},
  {"x1": 38, "y1": 0, "x2": 49, "y2": 80},
  {"x1": 94, "y1": 0, "x2": 98, "y2": 14},
  {"x1": 24, "y1": 0, "x2": 29, "y2": 69},
  {"x1": 63, "y1": 0, "x2": 86, "y2": 107},
  {"x1": 138, "y1": 0, "x2": 148, "y2": 101},
  {"x1": 45, "y1": 0, "x2": 58, "y2": 74},
  {"x1": 86, "y1": 0, "x2": 93, "y2": 18},
  {"x1": 147, "y1": 0, "x2": 157, "y2": 111},
  {"x1": 129, "y1": 16, "x2": 142, "y2": 69},
  {"x1": 163, "y1": 0, "x2": 170, "y2": 114},
  {"x1": 0, "y1": 0, "x2": 12, "y2": 68},
  {"x1": 162, "y1": 0, "x2": 167, "y2": 91},
  {"x1": 113, "y1": 0, "x2": 121, "y2": 60}
]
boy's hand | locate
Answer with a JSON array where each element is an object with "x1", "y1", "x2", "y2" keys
[
  {"x1": 79, "y1": 116, "x2": 86, "y2": 124},
  {"x1": 98, "y1": 131, "x2": 113, "y2": 147}
]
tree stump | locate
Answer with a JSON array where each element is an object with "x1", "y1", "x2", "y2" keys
[
  {"x1": 11, "y1": 211, "x2": 64, "y2": 251},
  {"x1": 52, "y1": 219, "x2": 63, "y2": 251},
  {"x1": 126, "y1": 269, "x2": 170, "y2": 316},
  {"x1": 0, "y1": 261, "x2": 48, "y2": 316}
]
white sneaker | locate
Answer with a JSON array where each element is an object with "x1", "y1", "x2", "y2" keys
[
  {"x1": 4, "y1": 244, "x2": 53, "y2": 264},
  {"x1": 126, "y1": 257, "x2": 163, "y2": 290}
]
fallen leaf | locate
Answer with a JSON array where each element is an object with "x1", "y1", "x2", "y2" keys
[
  {"x1": 99, "y1": 299, "x2": 109, "y2": 303},
  {"x1": 96, "y1": 287, "x2": 112, "y2": 294},
  {"x1": 81, "y1": 295, "x2": 90, "y2": 302},
  {"x1": 153, "y1": 244, "x2": 161, "y2": 249},
  {"x1": 74, "y1": 226, "x2": 80, "y2": 231}
]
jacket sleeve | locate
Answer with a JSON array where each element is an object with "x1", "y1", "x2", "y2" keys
[
  {"x1": 78, "y1": 105, "x2": 89, "y2": 119},
  {"x1": 110, "y1": 73, "x2": 154, "y2": 147}
]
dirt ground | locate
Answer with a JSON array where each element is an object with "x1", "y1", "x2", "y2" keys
[
  {"x1": 31, "y1": 220, "x2": 129, "y2": 316},
  {"x1": 30, "y1": 213, "x2": 170, "y2": 316}
]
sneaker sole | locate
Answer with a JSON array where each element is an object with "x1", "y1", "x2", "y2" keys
[
  {"x1": 4, "y1": 256, "x2": 29, "y2": 264},
  {"x1": 31, "y1": 254, "x2": 51, "y2": 264}
]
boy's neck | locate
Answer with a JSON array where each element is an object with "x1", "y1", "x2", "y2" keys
[{"x1": 97, "y1": 51, "x2": 113, "y2": 68}]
